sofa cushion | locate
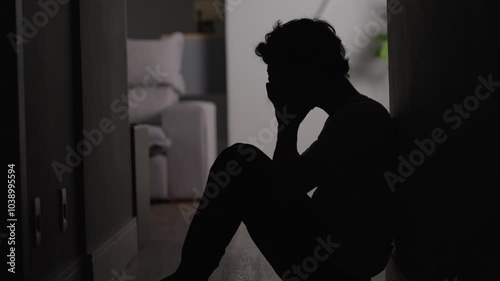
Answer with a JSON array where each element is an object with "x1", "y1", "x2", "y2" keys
[
  {"x1": 127, "y1": 33, "x2": 186, "y2": 94},
  {"x1": 148, "y1": 125, "x2": 172, "y2": 156},
  {"x1": 128, "y1": 86, "x2": 179, "y2": 124}
]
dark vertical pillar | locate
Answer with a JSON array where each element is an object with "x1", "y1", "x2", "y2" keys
[
  {"x1": 79, "y1": 0, "x2": 133, "y2": 254},
  {"x1": 388, "y1": 0, "x2": 499, "y2": 280}
]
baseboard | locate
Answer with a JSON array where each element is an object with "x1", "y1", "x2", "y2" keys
[
  {"x1": 46, "y1": 258, "x2": 84, "y2": 281},
  {"x1": 87, "y1": 218, "x2": 138, "y2": 281}
]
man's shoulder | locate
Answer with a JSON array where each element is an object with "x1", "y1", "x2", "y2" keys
[
  {"x1": 352, "y1": 95, "x2": 390, "y2": 119},
  {"x1": 332, "y1": 95, "x2": 391, "y2": 127}
]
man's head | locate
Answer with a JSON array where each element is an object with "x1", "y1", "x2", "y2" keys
[{"x1": 256, "y1": 19, "x2": 349, "y2": 107}]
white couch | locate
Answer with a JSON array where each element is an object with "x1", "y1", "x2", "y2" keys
[{"x1": 127, "y1": 34, "x2": 217, "y2": 200}]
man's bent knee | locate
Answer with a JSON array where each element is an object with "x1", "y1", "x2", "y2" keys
[
  {"x1": 222, "y1": 143, "x2": 268, "y2": 164},
  {"x1": 203, "y1": 144, "x2": 267, "y2": 197},
  {"x1": 213, "y1": 143, "x2": 271, "y2": 183}
]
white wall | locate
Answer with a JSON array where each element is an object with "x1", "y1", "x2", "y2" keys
[{"x1": 227, "y1": 0, "x2": 389, "y2": 156}]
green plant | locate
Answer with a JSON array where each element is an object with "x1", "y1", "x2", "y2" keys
[{"x1": 377, "y1": 34, "x2": 388, "y2": 60}]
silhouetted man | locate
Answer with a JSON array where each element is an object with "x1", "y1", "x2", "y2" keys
[{"x1": 163, "y1": 18, "x2": 394, "y2": 281}]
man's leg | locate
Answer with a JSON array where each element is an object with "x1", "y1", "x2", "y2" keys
[
  {"x1": 165, "y1": 143, "x2": 276, "y2": 281},
  {"x1": 239, "y1": 161, "x2": 373, "y2": 281},
  {"x1": 241, "y1": 181, "x2": 341, "y2": 281},
  {"x1": 165, "y1": 143, "x2": 367, "y2": 281},
  {"x1": 243, "y1": 192, "x2": 374, "y2": 281}
]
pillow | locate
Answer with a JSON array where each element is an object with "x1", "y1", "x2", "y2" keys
[{"x1": 127, "y1": 33, "x2": 186, "y2": 94}]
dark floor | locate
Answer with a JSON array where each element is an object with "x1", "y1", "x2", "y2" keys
[{"x1": 124, "y1": 202, "x2": 386, "y2": 281}]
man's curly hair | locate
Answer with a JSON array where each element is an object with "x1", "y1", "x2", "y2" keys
[{"x1": 255, "y1": 18, "x2": 350, "y2": 78}]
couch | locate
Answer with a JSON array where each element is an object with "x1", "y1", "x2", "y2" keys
[{"x1": 127, "y1": 33, "x2": 217, "y2": 200}]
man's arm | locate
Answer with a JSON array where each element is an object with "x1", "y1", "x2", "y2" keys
[
  {"x1": 266, "y1": 81, "x2": 327, "y2": 195},
  {"x1": 272, "y1": 123, "x2": 327, "y2": 195}
]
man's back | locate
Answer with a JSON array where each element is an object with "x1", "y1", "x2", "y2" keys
[
  {"x1": 303, "y1": 94, "x2": 393, "y2": 219},
  {"x1": 302, "y1": 94, "x2": 395, "y2": 275}
]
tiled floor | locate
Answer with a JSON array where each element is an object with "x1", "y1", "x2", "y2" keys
[{"x1": 125, "y1": 203, "x2": 386, "y2": 281}]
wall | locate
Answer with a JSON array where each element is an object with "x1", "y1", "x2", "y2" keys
[
  {"x1": 127, "y1": 0, "x2": 225, "y2": 38},
  {"x1": 127, "y1": 0, "x2": 195, "y2": 38},
  {"x1": 80, "y1": 0, "x2": 134, "y2": 255},
  {"x1": 227, "y1": 0, "x2": 389, "y2": 156}
]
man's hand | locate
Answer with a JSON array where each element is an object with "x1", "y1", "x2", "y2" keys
[{"x1": 266, "y1": 82, "x2": 312, "y2": 130}]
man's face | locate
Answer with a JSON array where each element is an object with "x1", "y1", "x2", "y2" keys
[
  {"x1": 267, "y1": 64, "x2": 304, "y2": 95},
  {"x1": 267, "y1": 63, "x2": 319, "y2": 107}
]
